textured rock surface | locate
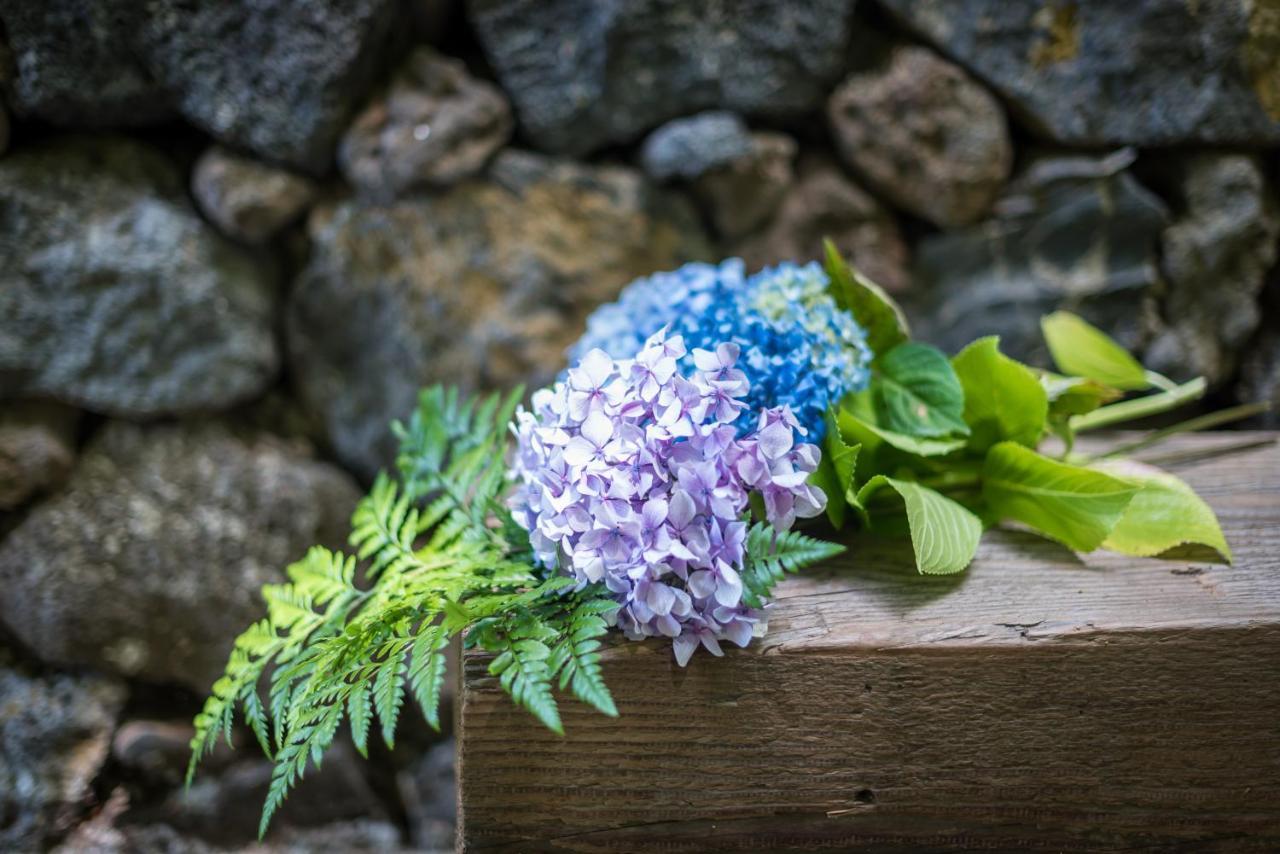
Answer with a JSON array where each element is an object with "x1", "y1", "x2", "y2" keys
[
  {"x1": 401, "y1": 739, "x2": 458, "y2": 850},
  {"x1": 908, "y1": 150, "x2": 1169, "y2": 361},
  {"x1": 137, "y1": 0, "x2": 398, "y2": 172},
  {"x1": 878, "y1": 0, "x2": 1280, "y2": 146},
  {"x1": 1145, "y1": 154, "x2": 1279, "y2": 385},
  {"x1": 145, "y1": 742, "x2": 388, "y2": 846},
  {"x1": 1237, "y1": 274, "x2": 1280, "y2": 427},
  {"x1": 693, "y1": 131, "x2": 796, "y2": 240},
  {"x1": 736, "y1": 156, "x2": 909, "y2": 292},
  {"x1": 640, "y1": 111, "x2": 753, "y2": 182},
  {"x1": 106, "y1": 721, "x2": 404, "y2": 849},
  {"x1": 55, "y1": 816, "x2": 414, "y2": 854},
  {"x1": 0, "y1": 1, "x2": 172, "y2": 126},
  {"x1": 0, "y1": 401, "x2": 78, "y2": 511},
  {"x1": 192, "y1": 147, "x2": 318, "y2": 245},
  {"x1": 0, "y1": 660, "x2": 125, "y2": 851},
  {"x1": 0, "y1": 422, "x2": 360, "y2": 691},
  {"x1": 828, "y1": 45, "x2": 1012, "y2": 228},
  {"x1": 0, "y1": 137, "x2": 278, "y2": 417},
  {"x1": 290, "y1": 149, "x2": 710, "y2": 478},
  {"x1": 1, "y1": 0, "x2": 398, "y2": 171},
  {"x1": 468, "y1": 0, "x2": 856, "y2": 154},
  {"x1": 339, "y1": 47, "x2": 512, "y2": 199}
]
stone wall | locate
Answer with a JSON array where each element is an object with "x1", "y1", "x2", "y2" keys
[{"x1": 1, "y1": 1, "x2": 1278, "y2": 850}]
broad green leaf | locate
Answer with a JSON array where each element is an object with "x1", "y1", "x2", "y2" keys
[
  {"x1": 823, "y1": 239, "x2": 909, "y2": 359},
  {"x1": 983, "y1": 442, "x2": 1138, "y2": 552},
  {"x1": 811, "y1": 413, "x2": 861, "y2": 528},
  {"x1": 1038, "y1": 371, "x2": 1123, "y2": 419},
  {"x1": 856, "y1": 476, "x2": 982, "y2": 574},
  {"x1": 1041, "y1": 312, "x2": 1148, "y2": 391},
  {"x1": 951, "y1": 337, "x2": 1048, "y2": 451},
  {"x1": 873, "y1": 342, "x2": 969, "y2": 438},
  {"x1": 838, "y1": 408, "x2": 967, "y2": 459},
  {"x1": 809, "y1": 455, "x2": 846, "y2": 529},
  {"x1": 826, "y1": 410, "x2": 859, "y2": 500},
  {"x1": 1092, "y1": 460, "x2": 1231, "y2": 562}
]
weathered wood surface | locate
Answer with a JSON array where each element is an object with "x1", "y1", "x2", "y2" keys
[{"x1": 458, "y1": 433, "x2": 1280, "y2": 852}]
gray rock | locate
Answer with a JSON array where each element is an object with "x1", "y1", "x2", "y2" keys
[
  {"x1": 1145, "y1": 154, "x2": 1279, "y2": 385},
  {"x1": 157, "y1": 742, "x2": 388, "y2": 846},
  {"x1": 692, "y1": 131, "x2": 796, "y2": 240},
  {"x1": 339, "y1": 47, "x2": 513, "y2": 199},
  {"x1": 0, "y1": 137, "x2": 278, "y2": 417},
  {"x1": 56, "y1": 817, "x2": 413, "y2": 854},
  {"x1": 55, "y1": 819, "x2": 216, "y2": 854},
  {"x1": 878, "y1": 0, "x2": 1280, "y2": 147},
  {"x1": 192, "y1": 147, "x2": 318, "y2": 245},
  {"x1": 827, "y1": 45, "x2": 1012, "y2": 228},
  {"x1": 289, "y1": 149, "x2": 711, "y2": 478},
  {"x1": 0, "y1": 421, "x2": 360, "y2": 691},
  {"x1": 735, "y1": 155, "x2": 909, "y2": 293},
  {"x1": 0, "y1": 401, "x2": 79, "y2": 511},
  {"x1": 640, "y1": 112, "x2": 753, "y2": 182},
  {"x1": 112, "y1": 720, "x2": 205, "y2": 788},
  {"x1": 0, "y1": 660, "x2": 125, "y2": 852},
  {"x1": 1238, "y1": 318, "x2": 1280, "y2": 427},
  {"x1": 468, "y1": 0, "x2": 856, "y2": 155},
  {"x1": 258, "y1": 821, "x2": 415, "y2": 853},
  {"x1": 0, "y1": 1, "x2": 173, "y2": 126},
  {"x1": 137, "y1": 0, "x2": 398, "y2": 173},
  {"x1": 1, "y1": 0, "x2": 398, "y2": 172},
  {"x1": 0, "y1": 104, "x2": 10, "y2": 157},
  {"x1": 106, "y1": 721, "x2": 398, "y2": 850},
  {"x1": 400, "y1": 739, "x2": 457, "y2": 850},
  {"x1": 908, "y1": 149, "x2": 1169, "y2": 361}
]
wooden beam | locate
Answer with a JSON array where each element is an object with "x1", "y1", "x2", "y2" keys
[{"x1": 457, "y1": 432, "x2": 1280, "y2": 851}]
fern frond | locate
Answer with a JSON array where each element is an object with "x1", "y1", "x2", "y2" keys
[
  {"x1": 741, "y1": 523, "x2": 847, "y2": 608},
  {"x1": 408, "y1": 625, "x2": 450, "y2": 731},
  {"x1": 548, "y1": 595, "x2": 619, "y2": 718},
  {"x1": 346, "y1": 680, "x2": 372, "y2": 758},
  {"x1": 372, "y1": 641, "x2": 408, "y2": 749},
  {"x1": 480, "y1": 610, "x2": 564, "y2": 734},
  {"x1": 259, "y1": 700, "x2": 344, "y2": 838},
  {"x1": 192, "y1": 383, "x2": 792, "y2": 838}
]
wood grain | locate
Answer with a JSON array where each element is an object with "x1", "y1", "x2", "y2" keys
[{"x1": 457, "y1": 433, "x2": 1280, "y2": 852}]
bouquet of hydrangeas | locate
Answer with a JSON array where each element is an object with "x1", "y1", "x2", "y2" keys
[{"x1": 189, "y1": 244, "x2": 1242, "y2": 834}]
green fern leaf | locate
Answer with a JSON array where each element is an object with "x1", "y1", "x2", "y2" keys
[
  {"x1": 408, "y1": 626, "x2": 449, "y2": 731},
  {"x1": 741, "y1": 523, "x2": 846, "y2": 608},
  {"x1": 372, "y1": 642, "x2": 407, "y2": 749},
  {"x1": 346, "y1": 681, "x2": 372, "y2": 758}
]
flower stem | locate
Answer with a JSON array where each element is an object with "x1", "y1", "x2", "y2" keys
[
  {"x1": 1081, "y1": 401, "x2": 1272, "y2": 461},
  {"x1": 1070, "y1": 377, "x2": 1206, "y2": 432}
]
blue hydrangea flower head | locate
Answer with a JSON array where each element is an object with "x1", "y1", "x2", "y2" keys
[{"x1": 570, "y1": 259, "x2": 872, "y2": 439}]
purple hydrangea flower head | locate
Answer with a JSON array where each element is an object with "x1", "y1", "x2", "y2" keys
[
  {"x1": 569, "y1": 259, "x2": 872, "y2": 440},
  {"x1": 510, "y1": 329, "x2": 827, "y2": 665}
]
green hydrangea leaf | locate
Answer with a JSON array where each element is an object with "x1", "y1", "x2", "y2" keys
[
  {"x1": 811, "y1": 412, "x2": 861, "y2": 529},
  {"x1": 872, "y1": 342, "x2": 970, "y2": 439},
  {"x1": 826, "y1": 411, "x2": 859, "y2": 495},
  {"x1": 1092, "y1": 459, "x2": 1231, "y2": 562},
  {"x1": 834, "y1": 402, "x2": 962, "y2": 473},
  {"x1": 951, "y1": 337, "x2": 1048, "y2": 452},
  {"x1": 856, "y1": 476, "x2": 982, "y2": 574},
  {"x1": 983, "y1": 442, "x2": 1138, "y2": 552},
  {"x1": 823, "y1": 239, "x2": 909, "y2": 360},
  {"x1": 1040, "y1": 312, "x2": 1149, "y2": 391},
  {"x1": 1038, "y1": 371, "x2": 1123, "y2": 419}
]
